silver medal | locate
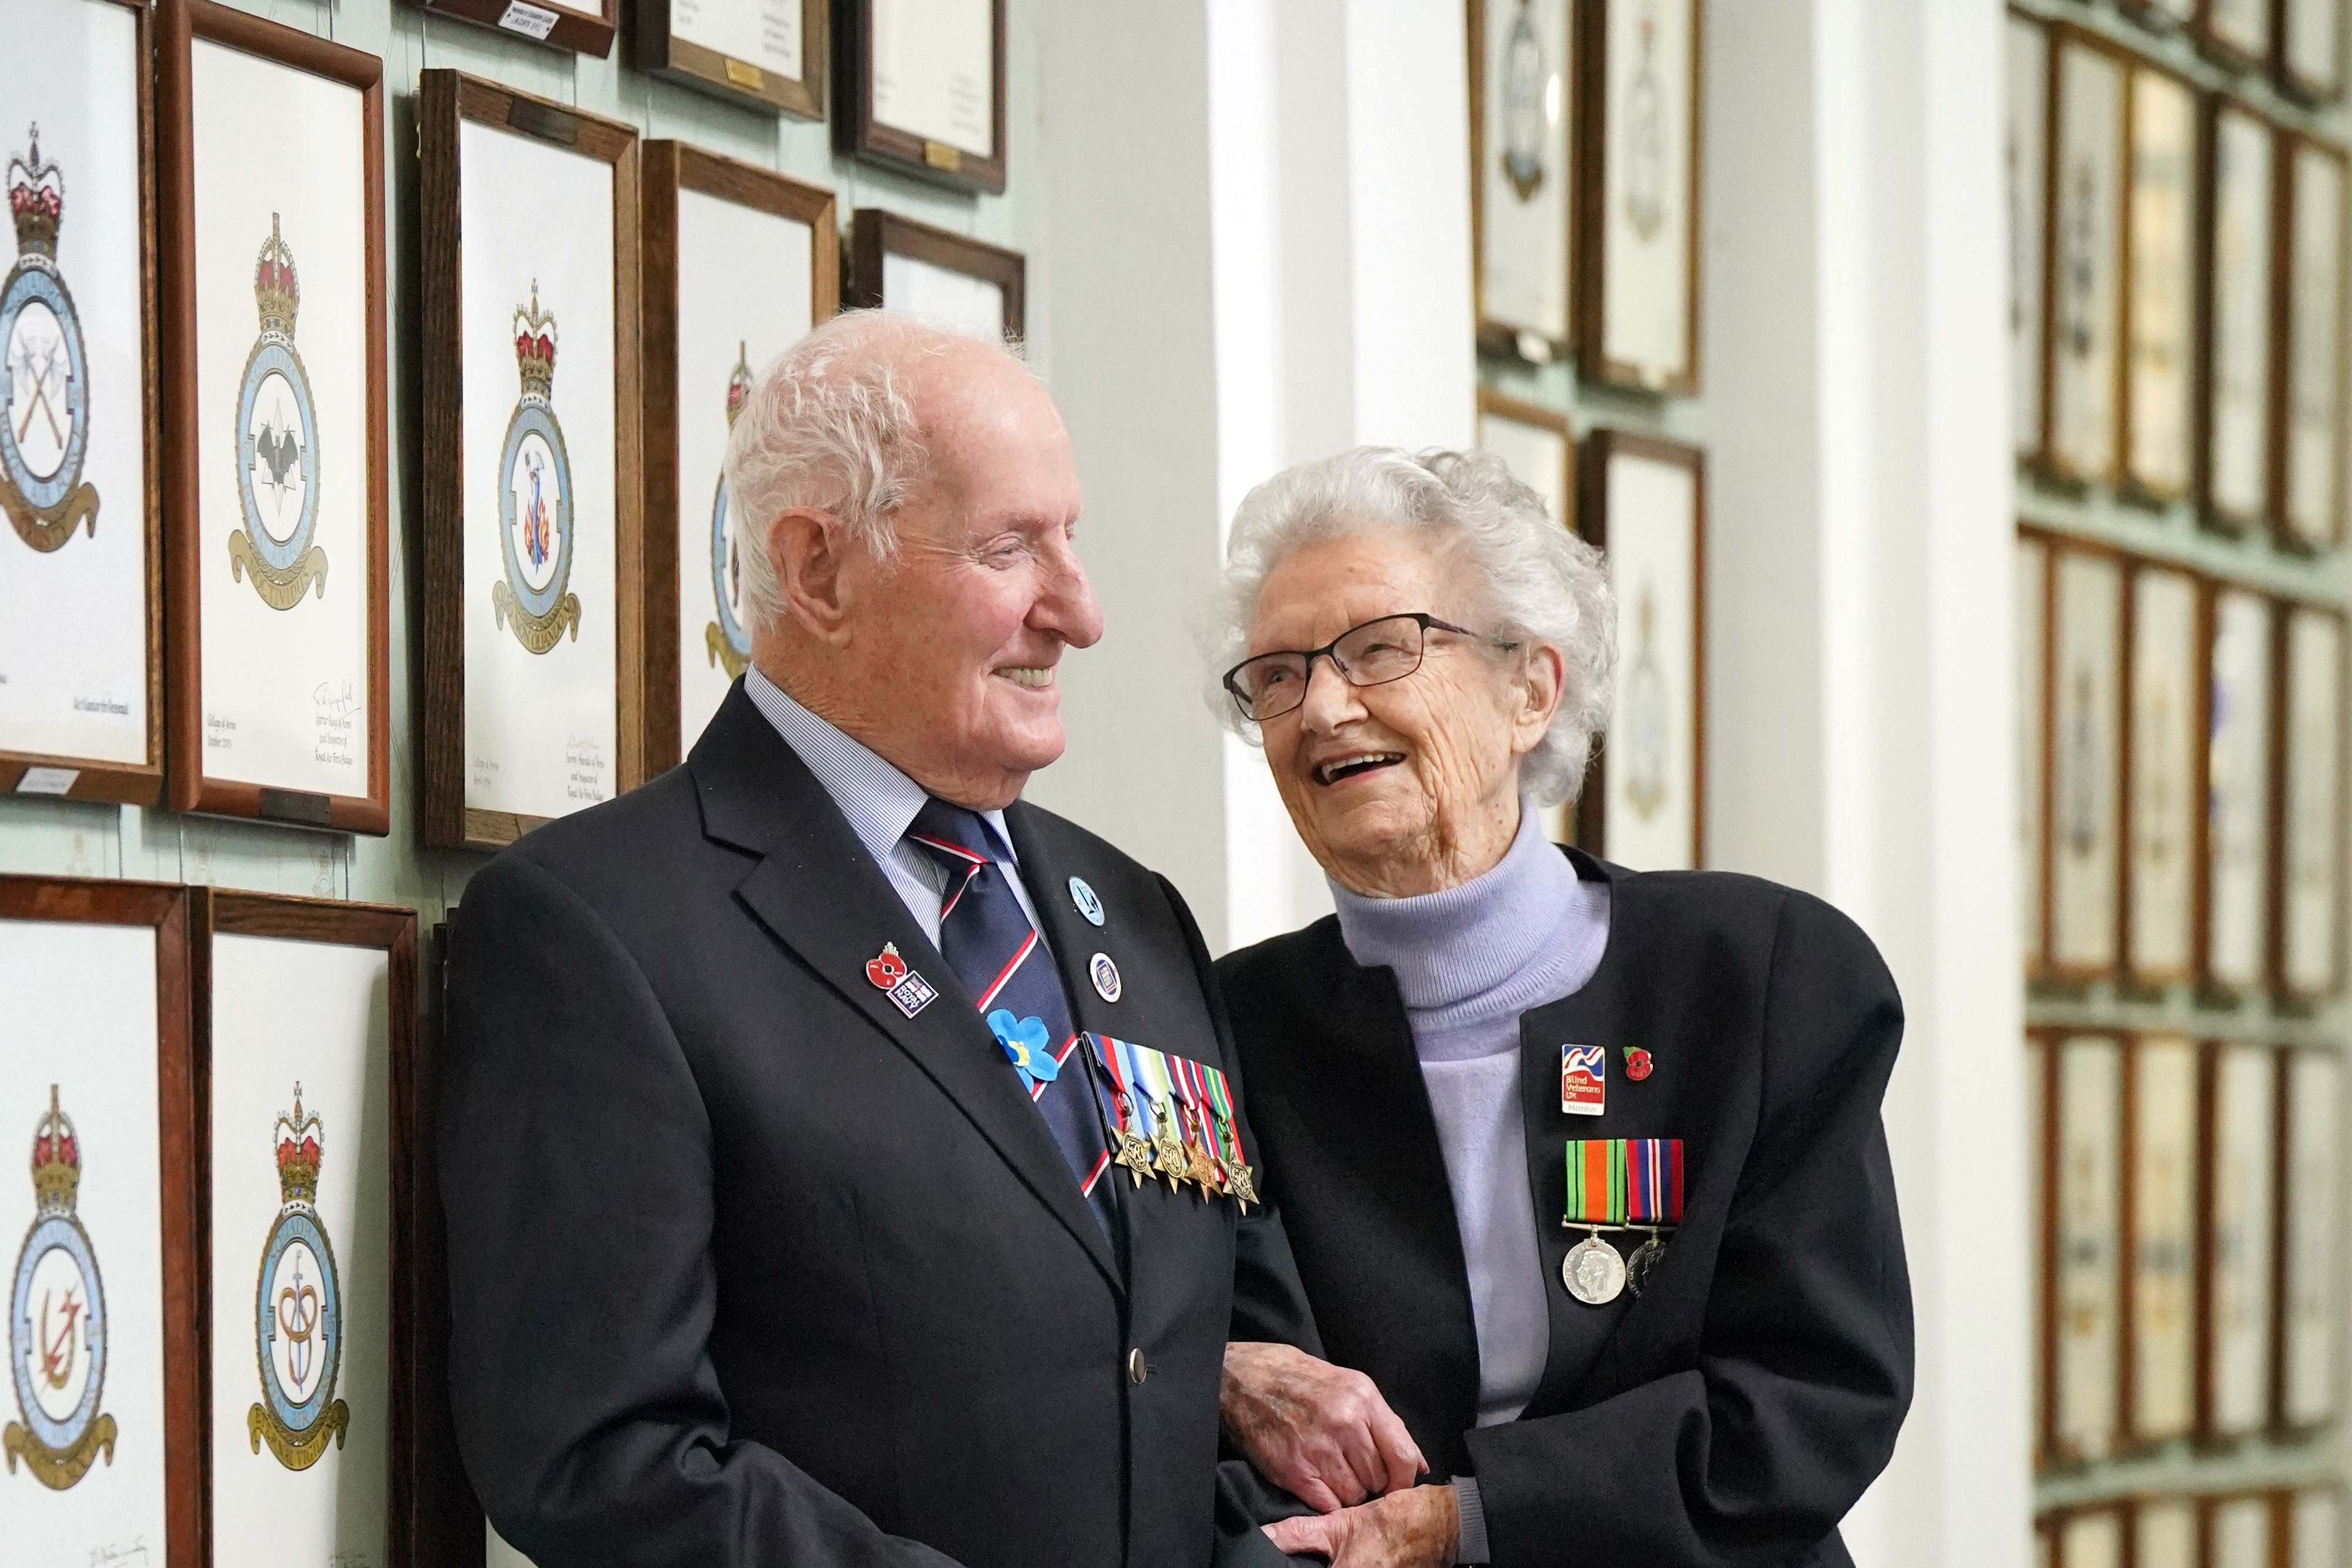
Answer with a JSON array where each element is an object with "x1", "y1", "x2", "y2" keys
[
  {"x1": 1625, "y1": 1231, "x2": 1667, "y2": 1297},
  {"x1": 1562, "y1": 1231, "x2": 1626, "y2": 1305}
]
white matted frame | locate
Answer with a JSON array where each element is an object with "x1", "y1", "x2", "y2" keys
[
  {"x1": 2058, "y1": 1504, "x2": 2124, "y2": 1568},
  {"x1": 2046, "y1": 542, "x2": 2124, "y2": 981},
  {"x1": 2022, "y1": 530, "x2": 2052, "y2": 975},
  {"x1": 2276, "y1": 1050, "x2": 2338, "y2": 1429},
  {"x1": 2272, "y1": 601, "x2": 2344, "y2": 999},
  {"x1": 2287, "y1": 1491, "x2": 2340, "y2": 1568},
  {"x1": 1475, "y1": 389, "x2": 1575, "y2": 530},
  {"x1": 1576, "y1": 0, "x2": 1702, "y2": 395},
  {"x1": 2274, "y1": 133, "x2": 2347, "y2": 553},
  {"x1": 2134, "y1": 1496, "x2": 2196, "y2": 1568},
  {"x1": 0, "y1": 0, "x2": 163, "y2": 805},
  {"x1": 2053, "y1": 1033, "x2": 2124, "y2": 1464},
  {"x1": 2124, "y1": 1032, "x2": 2199, "y2": 1446},
  {"x1": 2042, "y1": 26, "x2": 2128, "y2": 489},
  {"x1": 845, "y1": 209, "x2": 1024, "y2": 342},
  {"x1": 2119, "y1": 60, "x2": 2198, "y2": 506},
  {"x1": 2123, "y1": 560, "x2": 2199, "y2": 986},
  {"x1": 2199, "y1": 586, "x2": 2274, "y2": 997},
  {"x1": 634, "y1": 0, "x2": 826, "y2": 120},
  {"x1": 2200, "y1": 99, "x2": 2277, "y2": 535},
  {"x1": 1471, "y1": 0, "x2": 1576, "y2": 362},
  {"x1": 2198, "y1": 1041, "x2": 2277, "y2": 1438},
  {"x1": 2012, "y1": 13, "x2": 2052, "y2": 462},
  {"x1": 836, "y1": 0, "x2": 1005, "y2": 196},
  {"x1": 2281, "y1": 0, "x2": 2346, "y2": 102},
  {"x1": 2204, "y1": 1495, "x2": 2274, "y2": 1568}
]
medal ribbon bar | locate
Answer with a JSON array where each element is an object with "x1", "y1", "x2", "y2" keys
[{"x1": 1566, "y1": 1138, "x2": 1685, "y2": 1228}]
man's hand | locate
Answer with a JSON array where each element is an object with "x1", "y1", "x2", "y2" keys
[
  {"x1": 1222, "y1": 1342, "x2": 1426, "y2": 1512},
  {"x1": 1263, "y1": 1483, "x2": 1458, "y2": 1567}
]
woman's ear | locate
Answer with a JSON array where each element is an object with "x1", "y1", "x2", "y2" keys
[
  {"x1": 767, "y1": 506, "x2": 856, "y2": 646},
  {"x1": 1511, "y1": 643, "x2": 1568, "y2": 755}
]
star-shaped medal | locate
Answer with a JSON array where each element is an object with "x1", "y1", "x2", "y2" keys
[
  {"x1": 1150, "y1": 1098, "x2": 1192, "y2": 1185},
  {"x1": 1224, "y1": 1158, "x2": 1260, "y2": 1214}
]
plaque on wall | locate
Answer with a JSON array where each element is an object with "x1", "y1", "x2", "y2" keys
[
  {"x1": 2044, "y1": 29, "x2": 2127, "y2": 487},
  {"x1": 634, "y1": 0, "x2": 825, "y2": 119},
  {"x1": 418, "y1": 72, "x2": 646, "y2": 853},
  {"x1": 837, "y1": 0, "x2": 1006, "y2": 195},
  {"x1": 2119, "y1": 62, "x2": 2196, "y2": 504},
  {"x1": 2201, "y1": 101, "x2": 2276, "y2": 533},
  {"x1": 2275, "y1": 604, "x2": 2344, "y2": 999},
  {"x1": 1576, "y1": 430, "x2": 1703, "y2": 870},
  {"x1": 1476, "y1": 390, "x2": 1575, "y2": 529},
  {"x1": 2010, "y1": 15, "x2": 2050, "y2": 461},
  {"x1": 640, "y1": 144, "x2": 835, "y2": 771},
  {"x1": 2278, "y1": 1051, "x2": 2338, "y2": 1427},
  {"x1": 2277, "y1": 135, "x2": 2346, "y2": 552},
  {"x1": 2201, "y1": 587, "x2": 2274, "y2": 995},
  {"x1": 2125, "y1": 562, "x2": 2199, "y2": 984},
  {"x1": 2048, "y1": 545, "x2": 2123, "y2": 978},
  {"x1": 2053, "y1": 1034, "x2": 2123, "y2": 1462},
  {"x1": 0, "y1": 0, "x2": 163, "y2": 805},
  {"x1": 156, "y1": 3, "x2": 389, "y2": 835},
  {"x1": 2281, "y1": 0, "x2": 2345, "y2": 102},
  {"x1": 0, "y1": 877, "x2": 196, "y2": 1564},
  {"x1": 2201, "y1": 1041, "x2": 2277, "y2": 1437},
  {"x1": 2126, "y1": 1032, "x2": 2197, "y2": 1443},
  {"x1": 1578, "y1": 0, "x2": 1702, "y2": 394},
  {"x1": 2207, "y1": 1495, "x2": 2273, "y2": 1568},
  {"x1": 1472, "y1": 0, "x2": 1575, "y2": 362},
  {"x1": 846, "y1": 209, "x2": 1024, "y2": 342},
  {"x1": 2290, "y1": 1491, "x2": 2340, "y2": 1568},
  {"x1": 2134, "y1": 1496, "x2": 2196, "y2": 1568},
  {"x1": 2021, "y1": 532, "x2": 2052, "y2": 972}
]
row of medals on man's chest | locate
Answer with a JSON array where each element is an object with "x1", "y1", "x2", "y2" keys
[{"x1": 1559, "y1": 1045, "x2": 1683, "y2": 1306}]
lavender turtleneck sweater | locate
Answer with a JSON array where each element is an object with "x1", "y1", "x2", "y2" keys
[{"x1": 1329, "y1": 803, "x2": 1611, "y2": 1564}]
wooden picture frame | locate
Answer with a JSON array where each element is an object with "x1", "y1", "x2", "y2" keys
[
  {"x1": 2119, "y1": 59, "x2": 2199, "y2": 507},
  {"x1": 2030, "y1": 1029, "x2": 2055, "y2": 1468},
  {"x1": 2273, "y1": 1049, "x2": 2338, "y2": 1430},
  {"x1": 634, "y1": 0, "x2": 826, "y2": 120},
  {"x1": 2198, "y1": 0, "x2": 2275, "y2": 70},
  {"x1": 192, "y1": 888, "x2": 423, "y2": 1564},
  {"x1": 2022, "y1": 529, "x2": 2054, "y2": 979},
  {"x1": 2197, "y1": 1040, "x2": 2278, "y2": 1439},
  {"x1": 418, "y1": 71, "x2": 645, "y2": 854},
  {"x1": 0, "y1": 0, "x2": 165, "y2": 806},
  {"x1": 2199, "y1": 98, "x2": 2277, "y2": 536},
  {"x1": 2133, "y1": 1495, "x2": 2197, "y2": 1568},
  {"x1": 1576, "y1": 0, "x2": 1703, "y2": 395},
  {"x1": 2278, "y1": 0, "x2": 2346, "y2": 102},
  {"x1": 2012, "y1": 12, "x2": 2052, "y2": 462},
  {"x1": 2198, "y1": 585, "x2": 2274, "y2": 998},
  {"x1": 415, "y1": 0, "x2": 616, "y2": 61},
  {"x1": 2123, "y1": 1032, "x2": 2200, "y2": 1446},
  {"x1": 1475, "y1": 388, "x2": 1575, "y2": 529},
  {"x1": 846, "y1": 209, "x2": 1025, "y2": 340},
  {"x1": 2052, "y1": 1031, "x2": 2126, "y2": 1465},
  {"x1": 2272, "y1": 132, "x2": 2348, "y2": 553},
  {"x1": 836, "y1": 0, "x2": 1007, "y2": 196},
  {"x1": 2271, "y1": 601, "x2": 2344, "y2": 1001},
  {"x1": 2123, "y1": 559, "x2": 2200, "y2": 987},
  {"x1": 640, "y1": 143, "x2": 836, "y2": 773},
  {"x1": 2202, "y1": 1492, "x2": 2276, "y2": 1568},
  {"x1": 2045, "y1": 540, "x2": 2126, "y2": 982},
  {"x1": 2054, "y1": 1503, "x2": 2127, "y2": 1568},
  {"x1": 2285, "y1": 1490, "x2": 2340, "y2": 1567},
  {"x1": 1575, "y1": 429, "x2": 1703, "y2": 868},
  {"x1": 2119, "y1": 0, "x2": 2199, "y2": 31},
  {"x1": 0, "y1": 875, "x2": 198, "y2": 1565},
  {"x1": 2040, "y1": 25, "x2": 2129, "y2": 490},
  {"x1": 155, "y1": 0, "x2": 390, "y2": 835},
  {"x1": 1471, "y1": 0, "x2": 1576, "y2": 363}
]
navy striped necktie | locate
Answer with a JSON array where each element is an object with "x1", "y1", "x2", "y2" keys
[{"x1": 907, "y1": 799, "x2": 1115, "y2": 1234}]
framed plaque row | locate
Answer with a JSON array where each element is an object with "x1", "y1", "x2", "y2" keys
[
  {"x1": 1469, "y1": 0, "x2": 1705, "y2": 394},
  {"x1": 2018, "y1": 529, "x2": 2346, "y2": 1002},
  {"x1": 2009, "y1": 14, "x2": 2350, "y2": 552},
  {"x1": 2028, "y1": 1029, "x2": 2341, "y2": 1470},
  {"x1": 2038, "y1": 1489, "x2": 2338, "y2": 1568},
  {"x1": 0, "y1": 874, "x2": 460, "y2": 1567},
  {"x1": 2105, "y1": 0, "x2": 2346, "y2": 103}
]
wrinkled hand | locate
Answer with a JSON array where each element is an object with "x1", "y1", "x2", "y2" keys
[
  {"x1": 1264, "y1": 1483, "x2": 1458, "y2": 1567},
  {"x1": 1222, "y1": 1342, "x2": 1426, "y2": 1513}
]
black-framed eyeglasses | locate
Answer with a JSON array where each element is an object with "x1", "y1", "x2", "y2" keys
[{"x1": 1222, "y1": 612, "x2": 1519, "y2": 722}]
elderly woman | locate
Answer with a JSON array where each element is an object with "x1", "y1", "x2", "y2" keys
[{"x1": 1210, "y1": 448, "x2": 1912, "y2": 1568}]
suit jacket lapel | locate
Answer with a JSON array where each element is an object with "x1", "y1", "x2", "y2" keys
[{"x1": 691, "y1": 686, "x2": 1122, "y2": 1293}]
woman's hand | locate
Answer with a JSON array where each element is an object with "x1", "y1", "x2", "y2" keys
[
  {"x1": 1263, "y1": 1483, "x2": 1459, "y2": 1566},
  {"x1": 1222, "y1": 1342, "x2": 1426, "y2": 1512}
]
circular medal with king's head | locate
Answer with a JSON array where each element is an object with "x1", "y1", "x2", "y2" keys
[
  {"x1": 6, "y1": 1086, "x2": 116, "y2": 1490},
  {"x1": 248, "y1": 1084, "x2": 349, "y2": 1471},
  {"x1": 1, "y1": 123, "x2": 101, "y2": 553},
  {"x1": 704, "y1": 342, "x2": 754, "y2": 680},
  {"x1": 492, "y1": 280, "x2": 581, "y2": 655},
  {"x1": 228, "y1": 213, "x2": 328, "y2": 610}
]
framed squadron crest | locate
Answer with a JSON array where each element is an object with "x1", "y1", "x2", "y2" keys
[
  {"x1": 2117, "y1": 61, "x2": 2197, "y2": 506},
  {"x1": 0, "y1": 0, "x2": 163, "y2": 805},
  {"x1": 2042, "y1": 27, "x2": 2127, "y2": 490},
  {"x1": 2199, "y1": 586, "x2": 2273, "y2": 995},
  {"x1": 1578, "y1": 0, "x2": 1703, "y2": 394},
  {"x1": 156, "y1": 0, "x2": 390, "y2": 834},
  {"x1": 846, "y1": 209, "x2": 1024, "y2": 341},
  {"x1": 1471, "y1": 0, "x2": 1576, "y2": 362},
  {"x1": 0, "y1": 875, "x2": 199, "y2": 1566},
  {"x1": 2010, "y1": 15, "x2": 2050, "y2": 462},
  {"x1": 419, "y1": 72, "x2": 645, "y2": 852},
  {"x1": 2199, "y1": 99, "x2": 2277, "y2": 535},
  {"x1": 2275, "y1": 135, "x2": 2347, "y2": 553},
  {"x1": 837, "y1": 0, "x2": 1007, "y2": 195},
  {"x1": 640, "y1": 145, "x2": 835, "y2": 770}
]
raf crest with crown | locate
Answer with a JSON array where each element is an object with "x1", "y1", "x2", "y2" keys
[
  {"x1": 5, "y1": 1087, "x2": 117, "y2": 1490},
  {"x1": 228, "y1": 213, "x2": 329, "y2": 609},
  {"x1": 1, "y1": 124, "x2": 101, "y2": 553},
  {"x1": 492, "y1": 280, "x2": 581, "y2": 654},
  {"x1": 248, "y1": 1084, "x2": 350, "y2": 1470}
]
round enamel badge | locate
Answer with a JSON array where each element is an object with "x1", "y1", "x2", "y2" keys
[
  {"x1": 1069, "y1": 876, "x2": 1104, "y2": 927},
  {"x1": 1088, "y1": 952, "x2": 1121, "y2": 1003}
]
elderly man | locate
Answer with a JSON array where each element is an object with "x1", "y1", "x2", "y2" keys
[{"x1": 437, "y1": 312, "x2": 1406, "y2": 1568}]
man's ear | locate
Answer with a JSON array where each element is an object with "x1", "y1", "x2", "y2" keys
[{"x1": 768, "y1": 506, "x2": 856, "y2": 646}]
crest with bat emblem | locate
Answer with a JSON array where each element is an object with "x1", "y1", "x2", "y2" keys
[
  {"x1": 6, "y1": 1087, "x2": 118, "y2": 1492},
  {"x1": 1, "y1": 123, "x2": 101, "y2": 554},
  {"x1": 704, "y1": 342, "x2": 754, "y2": 680},
  {"x1": 228, "y1": 213, "x2": 328, "y2": 609},
  {"x1": 492, "y1": 280, "x2": 580, "y2": 655}
]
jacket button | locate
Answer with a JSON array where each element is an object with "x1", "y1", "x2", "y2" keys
[{"x1": 1127, "y1": 1349, "x2": 1148, "y2": 1384}]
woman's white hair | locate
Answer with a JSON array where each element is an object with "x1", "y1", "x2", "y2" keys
[
  {"x1": 722, "y1": 308, "x2": 1031, "y2": 638},
  {"x1": 1212, "y1": 445, "x2": 1616, "y2": 807}
]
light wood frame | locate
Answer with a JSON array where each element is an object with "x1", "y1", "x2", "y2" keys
[
  {"x1": 844, "y1": 208, "x2": 1026, "y2": 339},
  {"x1": 835, "y1": 0, "x2": 1008, "y2": 196},
  {"x1": 634, "y1": 0, "x2": 826, "y2": 119}
]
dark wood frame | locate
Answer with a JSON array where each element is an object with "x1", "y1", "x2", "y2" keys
[
  {"x1": 1469, "y1": 0, "x2": 1576, "y2": 363},
  {"x1": 639, "y1": 143, "x2": 837, "y2": 775},
  {"x1": 2194, "y1": 1039, "x2": 2280, "y2": 1442},
  {"x1": 2022, "y1": 526, "x2": 2055, "y2": 982},
  {"x1": 2036, "y1": 24, "x2": 2130, "y2": 493},
  {"x1": 2043, "y1": 1499, "x2": 2132, "y2": 1566},
  {"x1": 845, "y1": 208, "x2": 1025, "y2": 339},
  {"x1": 2194, "y1": 583, "x2": 2273, "y2": 1000},
  {"x1": 2266, "y1": 1047, "x2": 2337, "y2": 1432},
  {"x1": 2267, "y1": 598, "x2": 2346, "y2": 1002},
  {"x1": 2119, "y1": 1031, "x2": 2201, "y2": 1449},
  {"x1": 416, "y1": 0, "x2": 616, "y2": 61},
  {"x1": 2041, "y1": 536, "x2": 2127, "y2": 985},
  {"x1": 2274, "y1": 0, "x2": 2346, "y2": 102},
  {"x1": 417, "y1": 71, "x2": 646, "y2": 853},
  {"x1": 2120, "y1": 557, "x2": 2201, "y2": 989},
  {"x1": 2269, "y1": 132, "x2": 2348, "y2": 553},
  {"x1": 2012, "y1": 9, "x2": 2053, "y2": 464},
  {"x1": 2196, "y1": 96, "x2": 2278, "y2": 538},
  {"x1": 2030, "y1": 1029, "x2": 2057, "y2": 1471},
  {"x1": 1575, "y1": 0, "x2": 1704, "y2": 396},
  {"x1": 153, "y1": 0, "x2": 391, "y2": 836},
  {"x1": 0, "y1": 875, "x2": 199, "y2": 1564},
  {"x1": 1475, "y1": 388, "x2": 1576, "y2": 529},
  {"x1": 189, "y1": 888, "x2": 426, "y2": 1566},
  {"x1": 1572, "y1": 428, "x2": 1705, "y2": 863},
  {"x1": 2196, "y1": 0, "x2": 2274, "y2": 73},
  {"x1": 2047, "y1": 1029, "x2": 2127, "y2": 1467},
  {"x1": 2116, "y1": 58, "x2": 2201, "y2": 509},
  {"x1": 0, "y1": 0, "x2": 166, "y2": 806},
  {"x1": 834, "y1": 0, "x2": 1008, "y2": 196},
  {"x1": 634, "y1": 0, "x2": 826, "y2": 119}
]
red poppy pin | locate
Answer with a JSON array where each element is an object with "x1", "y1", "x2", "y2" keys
[
  {"x1": 1623, "y1": 1047, "x2": 1653, "y2": 1082},
  {"x1": 866, "y1": 942, "x2": 910, "y2": 989}
]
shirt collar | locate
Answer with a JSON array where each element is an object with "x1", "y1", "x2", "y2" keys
[{"x1": 743, "y1": 667, "x2": 1018, "y2": 864}]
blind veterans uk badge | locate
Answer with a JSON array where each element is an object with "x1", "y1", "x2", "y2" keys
[
  {"x1": 492, "y1": 281, "x2": 581, "y2": 655},
  {"x1": 1561, "y1": 1044, "x2": 1606, "y2": 1115},
  {"x1": 227, "y1": 214, "x2": 330, "y2": 610},
  {"x1": 5, "y1": 1087, "x2": 117, "y2": 1490},
  {"x1": 1, "y1": 125, "x2": 101, "y2": 553},
  {"x1": 248, "y1": 1085, "x2": 350, "y2": 1470},
  {"x1": 704, "y1": 343, "x2": 754, "y2": 681}
]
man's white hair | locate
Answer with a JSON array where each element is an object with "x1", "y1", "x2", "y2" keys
[
  {"x1": 1211, "y1": 446, "x2": 1616, "y2": 807},
  {"x1": 723, "y1": 308, "x2": 1033, "y2": 638}
]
